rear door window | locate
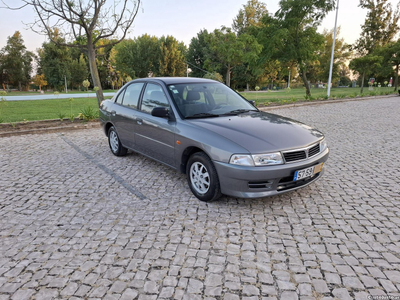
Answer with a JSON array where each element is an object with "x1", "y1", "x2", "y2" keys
[{"x1": 121, "y1": 82, "x2": 144, "y2": 109}]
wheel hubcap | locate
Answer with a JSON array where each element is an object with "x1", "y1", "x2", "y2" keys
[
  {"x1": 110, "y1": 130, "x2": 119, "y2": 153},
  {"x1": 190, "y1": 162, "x2": 210, "y2": 194}
]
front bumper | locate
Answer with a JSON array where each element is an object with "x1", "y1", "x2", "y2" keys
[{"x1": 213, "y1": 148, "x2": 329, "y2": 198}]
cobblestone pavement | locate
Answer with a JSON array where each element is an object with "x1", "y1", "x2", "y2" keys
[{"x1": 0, "y1": 96, "x2": 399, "y2": 300}]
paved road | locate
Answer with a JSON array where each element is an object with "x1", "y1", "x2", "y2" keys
[
  {"x1": 3, "y1": 92, "x2": 116, "y2": 101},
  {"x1": 0, "y1": 96, "x2": 399, "y2": 299}
]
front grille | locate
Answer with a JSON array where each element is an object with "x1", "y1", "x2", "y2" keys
[
  {"x1": 308, "y1": 144, "x2": 320, "y2": 157},
  {"x1": 282, "y1": 142, "x2": 321, "y2": 163},
  {"x1": 283, "y1": 151, "x2": 306, "y2": 162}
]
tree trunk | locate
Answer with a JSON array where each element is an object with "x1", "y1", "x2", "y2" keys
[
  {"x1": 87, "y1": 40, "x2": 104, "y2": 106},
  {"x1": 360, "y1": 72, "x2": 365, "y2": 94},
  {"x1": 226, "y1": 64, "x2": 231, "y2": 87},
  {"x1": 394, "y1": 64, "x2": 399, "y2": 92},
  {"x1": 300, "y1": 67, "x2": 311, "y2": 98}
]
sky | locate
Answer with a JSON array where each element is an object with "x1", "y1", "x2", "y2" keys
[{"x1": 0, "y1": 0, "x2": 398, "y2": 53}]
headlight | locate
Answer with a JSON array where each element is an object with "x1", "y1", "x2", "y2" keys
[
  {"x1": 252, "y1": 152, "x2": 283, "y2": 166},
  {"x1": 320, "y1": 139, "x2": 328, "y2": 153},
  {"x1": 229, "y1": 152, "x2": 283, "y2": 166},
  {"x1": 229, "y1": 154, "x2": 254, "y2": 166}
]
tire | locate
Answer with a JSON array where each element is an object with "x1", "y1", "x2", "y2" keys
[
  {"x1": 186, "y1": 152, "x2": 222, "y2": 202},
  {"x1": 108, "y1": 126, "x2": 128, "y2": 156}
]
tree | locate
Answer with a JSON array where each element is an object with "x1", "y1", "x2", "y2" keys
[
  {"x1": 388, "y1": 40, "x2": 400, "y2": 91},
  {"x1": 258, "y1": 0, "x2": 335, "y2": 97},
  {"x1": 32, "y1": 74, "x2": 48, "y2": 91},
  {"x1": 187, "y1": 30, "x2": 212, "y2": 78},
  {"x1": 70, "y1": 54, "x2": 88, "y2": 90},
  {"x1": 349, "y1": 55, "x2": 382, "y2": 93},
  {"x1": 3, "y1": 0, "x2": 141, "y2": 105},
  {"x1": 113, "y1": 35, "x2": 160, "y2": 78},
  {"x1": 38, "y1": 30, "x2": 72, "y2": 91},
  {"x1": 158, "y1": 36, "x2": 187, "y2": 77},
  {"x1": 354, "y1": 0, "x2": 400, "y2": 54},
  {"x1": 315, "y1": 27, "x2": 350, "y2": 84},
  {"x1": 232, "y1": 0, "x2": 268, "y2": 35},
  {"x1": 206, "y1": 27, "x2": 261, "y2": 87},
  {"x1": 231, "y1": 0, "x2": 269, "y2": 89},
  {"x1": 379, "y1": 40, "x2": 400, "y2": 91},
  {"x1": 0, "y1": 31, "x2": 34, "y2": 91}
]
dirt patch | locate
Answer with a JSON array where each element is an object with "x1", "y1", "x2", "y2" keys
[{"x1": 0, "y1": 119, "x2": 101, "y2": 137}]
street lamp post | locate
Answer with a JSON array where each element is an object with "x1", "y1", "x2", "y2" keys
[
  {"x1": 64, "y1": 75, "x2": 68, "y2": 93},
  {"x1": 327, "y1": 0, "x2": 339, "y2": 98},
  {"x1": 288, "y1": 68, "x2": 291, "y2": 88}
]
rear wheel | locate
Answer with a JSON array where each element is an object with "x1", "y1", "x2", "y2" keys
[
  {"x1": 186, "y1": 152, "x2": 222, "y2": 202},
  {"x1": 108, "y1": 126, "x2": 127, "y2": 156}
]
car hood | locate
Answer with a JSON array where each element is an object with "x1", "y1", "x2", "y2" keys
[{"x1": 186, "y1": 111, "x2": 324, "y2": 153}]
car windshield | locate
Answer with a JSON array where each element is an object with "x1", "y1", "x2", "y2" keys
[{"x1": 167, "y1": 82, "x2": 257, "y2": 118}]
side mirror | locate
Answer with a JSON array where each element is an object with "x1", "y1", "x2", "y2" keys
[
  {"x1": 151, "y1": 107, "x2": 170, "y2": 118},
  {"x1": 248, "y1": 100, "x2": 256, "y2": 107}
]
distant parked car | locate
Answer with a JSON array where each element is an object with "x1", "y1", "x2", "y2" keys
[{"x1": 99, "y1": 77, "x2": 329, "y2": 201}]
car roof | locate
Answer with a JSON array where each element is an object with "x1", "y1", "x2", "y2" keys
[{"x1": 129, "y1": 77, "x2": 220, "y2": 85}]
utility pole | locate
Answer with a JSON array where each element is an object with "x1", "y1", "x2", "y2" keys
[
  {"x1": 64, "y1": 75, "x2": 68, "y2": 93},
  {"x1": 327, "y1": 0, "x2": 339, "y2": 98}
]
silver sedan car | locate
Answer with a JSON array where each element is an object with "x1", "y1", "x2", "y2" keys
[{"x1": 99, "y1": 77, "x2": 329, "y2": 201}]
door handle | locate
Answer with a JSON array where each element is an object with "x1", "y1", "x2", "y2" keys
[
  {"x1": 110, "y1": 110, "x2": 116, "y2": 116},
  {"x1": 137, "y1": 118, "x2": 143, "y2": 125}
]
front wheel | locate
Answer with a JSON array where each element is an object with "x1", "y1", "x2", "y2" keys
[
  {"x1": 108, "y1": 126, "x2": 127, "y2": 156},
  {"x1": 186, "y1": 152, "x2": 222, "y2": 202}
]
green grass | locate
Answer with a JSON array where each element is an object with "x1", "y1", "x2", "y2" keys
[
  {"x1": 4, "y1": 89, "x2": 116, "y2": 96},
  {"x1": 0, "y1": 87, "x2": 397, "y2": 123},
  {"x1": 242, "y1": 87, "x2": 396, "y2": 105},
  {"x1": 0, "y1": 97, "x2": 101, "y2": 123}
]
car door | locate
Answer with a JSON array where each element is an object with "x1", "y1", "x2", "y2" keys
[
  {"x1": 134, "y1": 83, "x2": 176, "y2": 167},
  {"x1": 111, "y1": 82, "x2": 144, "y2": 149}
]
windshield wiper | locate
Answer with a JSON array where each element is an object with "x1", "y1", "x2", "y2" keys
[
  {"x1": 185, "y1": 113, "x2": 219, "y2": 119},
  {"x1": 222, "y1": 109, "x2": 257, "y2": 115}
]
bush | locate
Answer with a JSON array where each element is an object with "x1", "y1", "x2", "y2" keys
[{"x1": 79, "y1": 106, "x2": 99, "y2": 121}]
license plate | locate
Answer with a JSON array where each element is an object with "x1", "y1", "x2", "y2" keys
[{"x1": 294, "y1": 163, "x2": 323, "y2": 181}]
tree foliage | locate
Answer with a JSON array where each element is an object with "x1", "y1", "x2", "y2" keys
[
  {"x1": 0, "y1": 31, "x2": 34, "y2": 91},
  {"x1": 113, "y1": 35, "x2": 160, "y2": 79},
  {"x1": 349, "y1": 55, "x2": 382, "y2": 93},
  {"x1": 257, "y1": 0, "x2": 335, "y2": 96},
  {"x1": 38, "y1": 30, "x2": 72, "y2": 91},
  {"x1": 158, "y1": 36, "x2": 187, "y2": 77},
  {"x1": 186, "y1": 30, "x2": 212, "y2": 78},
  {"x1": 112, "y1": 35, "x2": 187, "y2": 79},
  {"x1": 354, "y1": 0, "x2": 400, "y2": 54},
  {"x1": 232, "y1": 0, "x2": 268, "y2": 35},
  {"x1": 32, "y1": 74, "x2": 48, "y2": 91},
  {"x1": 373, "y1": 40, "x2": 400, "y2": 90},
  {"x1": 313, "y1": 27, "x2": 351, "y2": 84},
  {"x1": 205, "y1": 27, "x2": 261, "y2": 87},
  {"x1": 70, "y1": 54, "x2": 88, "y2": 90}
]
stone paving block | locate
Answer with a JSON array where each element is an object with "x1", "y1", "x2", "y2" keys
[{"x1": 332, "y1": 288, "x2": 352, "y2": 300}]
